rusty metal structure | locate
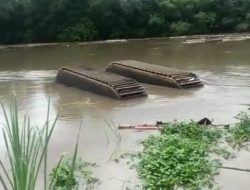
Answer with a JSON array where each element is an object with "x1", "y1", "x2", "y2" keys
[
  {"x1": 106, "y1": 60, "x2": 203, "y2": 88},
  {"x1": 56, "y1": 66, "x2": 147, "y2": 99}
]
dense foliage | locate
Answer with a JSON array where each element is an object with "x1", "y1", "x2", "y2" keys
[
  {"x1": 135, "y1": 111, "x2": 250, "y2": 189},
  {"x1": 137, "y1": 122, "x2": 224, "y2": 189},
  {"x1": 1, "y1": 0, "x2": 250, "y2": 44}
]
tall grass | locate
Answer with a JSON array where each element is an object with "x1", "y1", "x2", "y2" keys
[{"x1": 0, "y1": 98, "x2": 58, "y2": 190}]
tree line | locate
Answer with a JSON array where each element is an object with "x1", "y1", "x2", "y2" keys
[{"x1": 0, "y1": 0, "x2": 250, "y2": 44}]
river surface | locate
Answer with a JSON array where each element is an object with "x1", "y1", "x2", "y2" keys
[{"x1": 0, "y1": 38, "x2": 250, "y2": 189}]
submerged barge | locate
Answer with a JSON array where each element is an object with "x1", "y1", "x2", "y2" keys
[
  {"x1": 106, "y1": 60, "x2": 203, "y2": 88},
  {"x1": 56, "y1": 66, "x2": 147, "y2": 99}
]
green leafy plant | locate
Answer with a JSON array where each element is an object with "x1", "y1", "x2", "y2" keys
[
  {"x1": 160, "y1": 122, "x2": 222, "y2": 146},
  {"x1": 227, "y1": 112, "x2": 250, "y2": 148},
  {"x1": 50, "y1": 157, "x2": 98, "y2": 190},
  {"x1": 138, "y1": 135, "x2": 220, "y2": 190},
  {"x1": 136, "y1": 122, "x2": 226, "y2": 190}
]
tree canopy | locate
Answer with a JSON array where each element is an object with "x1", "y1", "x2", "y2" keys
[{"x1": 0, "y1": 0, "x2": 250, "y2": 44}]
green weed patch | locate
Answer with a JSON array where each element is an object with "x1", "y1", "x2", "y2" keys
[{"x1": 136, "y1": 114, "x2": 250, "y2": 190}]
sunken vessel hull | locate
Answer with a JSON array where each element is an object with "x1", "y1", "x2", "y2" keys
[
  {"x1": 106, "y1": 60, "x2": 203, "y2": 88},
  {"x1": 56, "y1": 66, "x2": 147, "y2": 99}
]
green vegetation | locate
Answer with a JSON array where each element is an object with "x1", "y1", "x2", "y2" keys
[
  {"x1": 137, "y1": 122, "x2": 224, "y2": 190},
  {"x1": 50, "y1": 157, "x2": 99, "y2": 190},
  {"x1": 0, "y1": 99, "x2": 58, "y2": 190},
  {"x1": 1, "y1": 0, "x2": 250, "y2": 44},
  {"x1": 134, "y1": 112, "x2": 250, "y2": 190},
  {"x1": 227, "y1": 112, "x2": 250, "y2": 148},
  {"x1": 0, "y1": 99, "x2": 98, "y2": 190}
]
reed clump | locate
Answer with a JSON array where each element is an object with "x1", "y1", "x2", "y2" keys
[{"x1": 0, "y1": 99, "x2": 92, "y2": 190}]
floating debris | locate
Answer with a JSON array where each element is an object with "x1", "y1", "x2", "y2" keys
[
  {"x1": 197, "y1": 118, "x2": 213, "y2": 125},
  {"x1": 118, "y1": 124, "x2": 161, "y2": 131},
  {"x1": 183, "y1": 34, "x2": 250, "y2": 44},
  {"x1": 118, "y1": 119, "x2": 229, "y2": 131}
]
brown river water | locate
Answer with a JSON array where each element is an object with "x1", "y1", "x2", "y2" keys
[{"x1": 0, "y1": 38, "x2": 250, "y2": 189}]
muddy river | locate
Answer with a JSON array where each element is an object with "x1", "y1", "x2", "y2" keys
[{"x1": 0, "y1": 38, "x2": 250, "y2": 189}]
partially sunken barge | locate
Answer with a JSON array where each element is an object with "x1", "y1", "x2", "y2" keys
[
  {"x1": 56, "y1": 66, "x2": 147, "y2": 99},
  {"x1": 106, "y1": 60, "x2": 203, "y2": 88}
]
